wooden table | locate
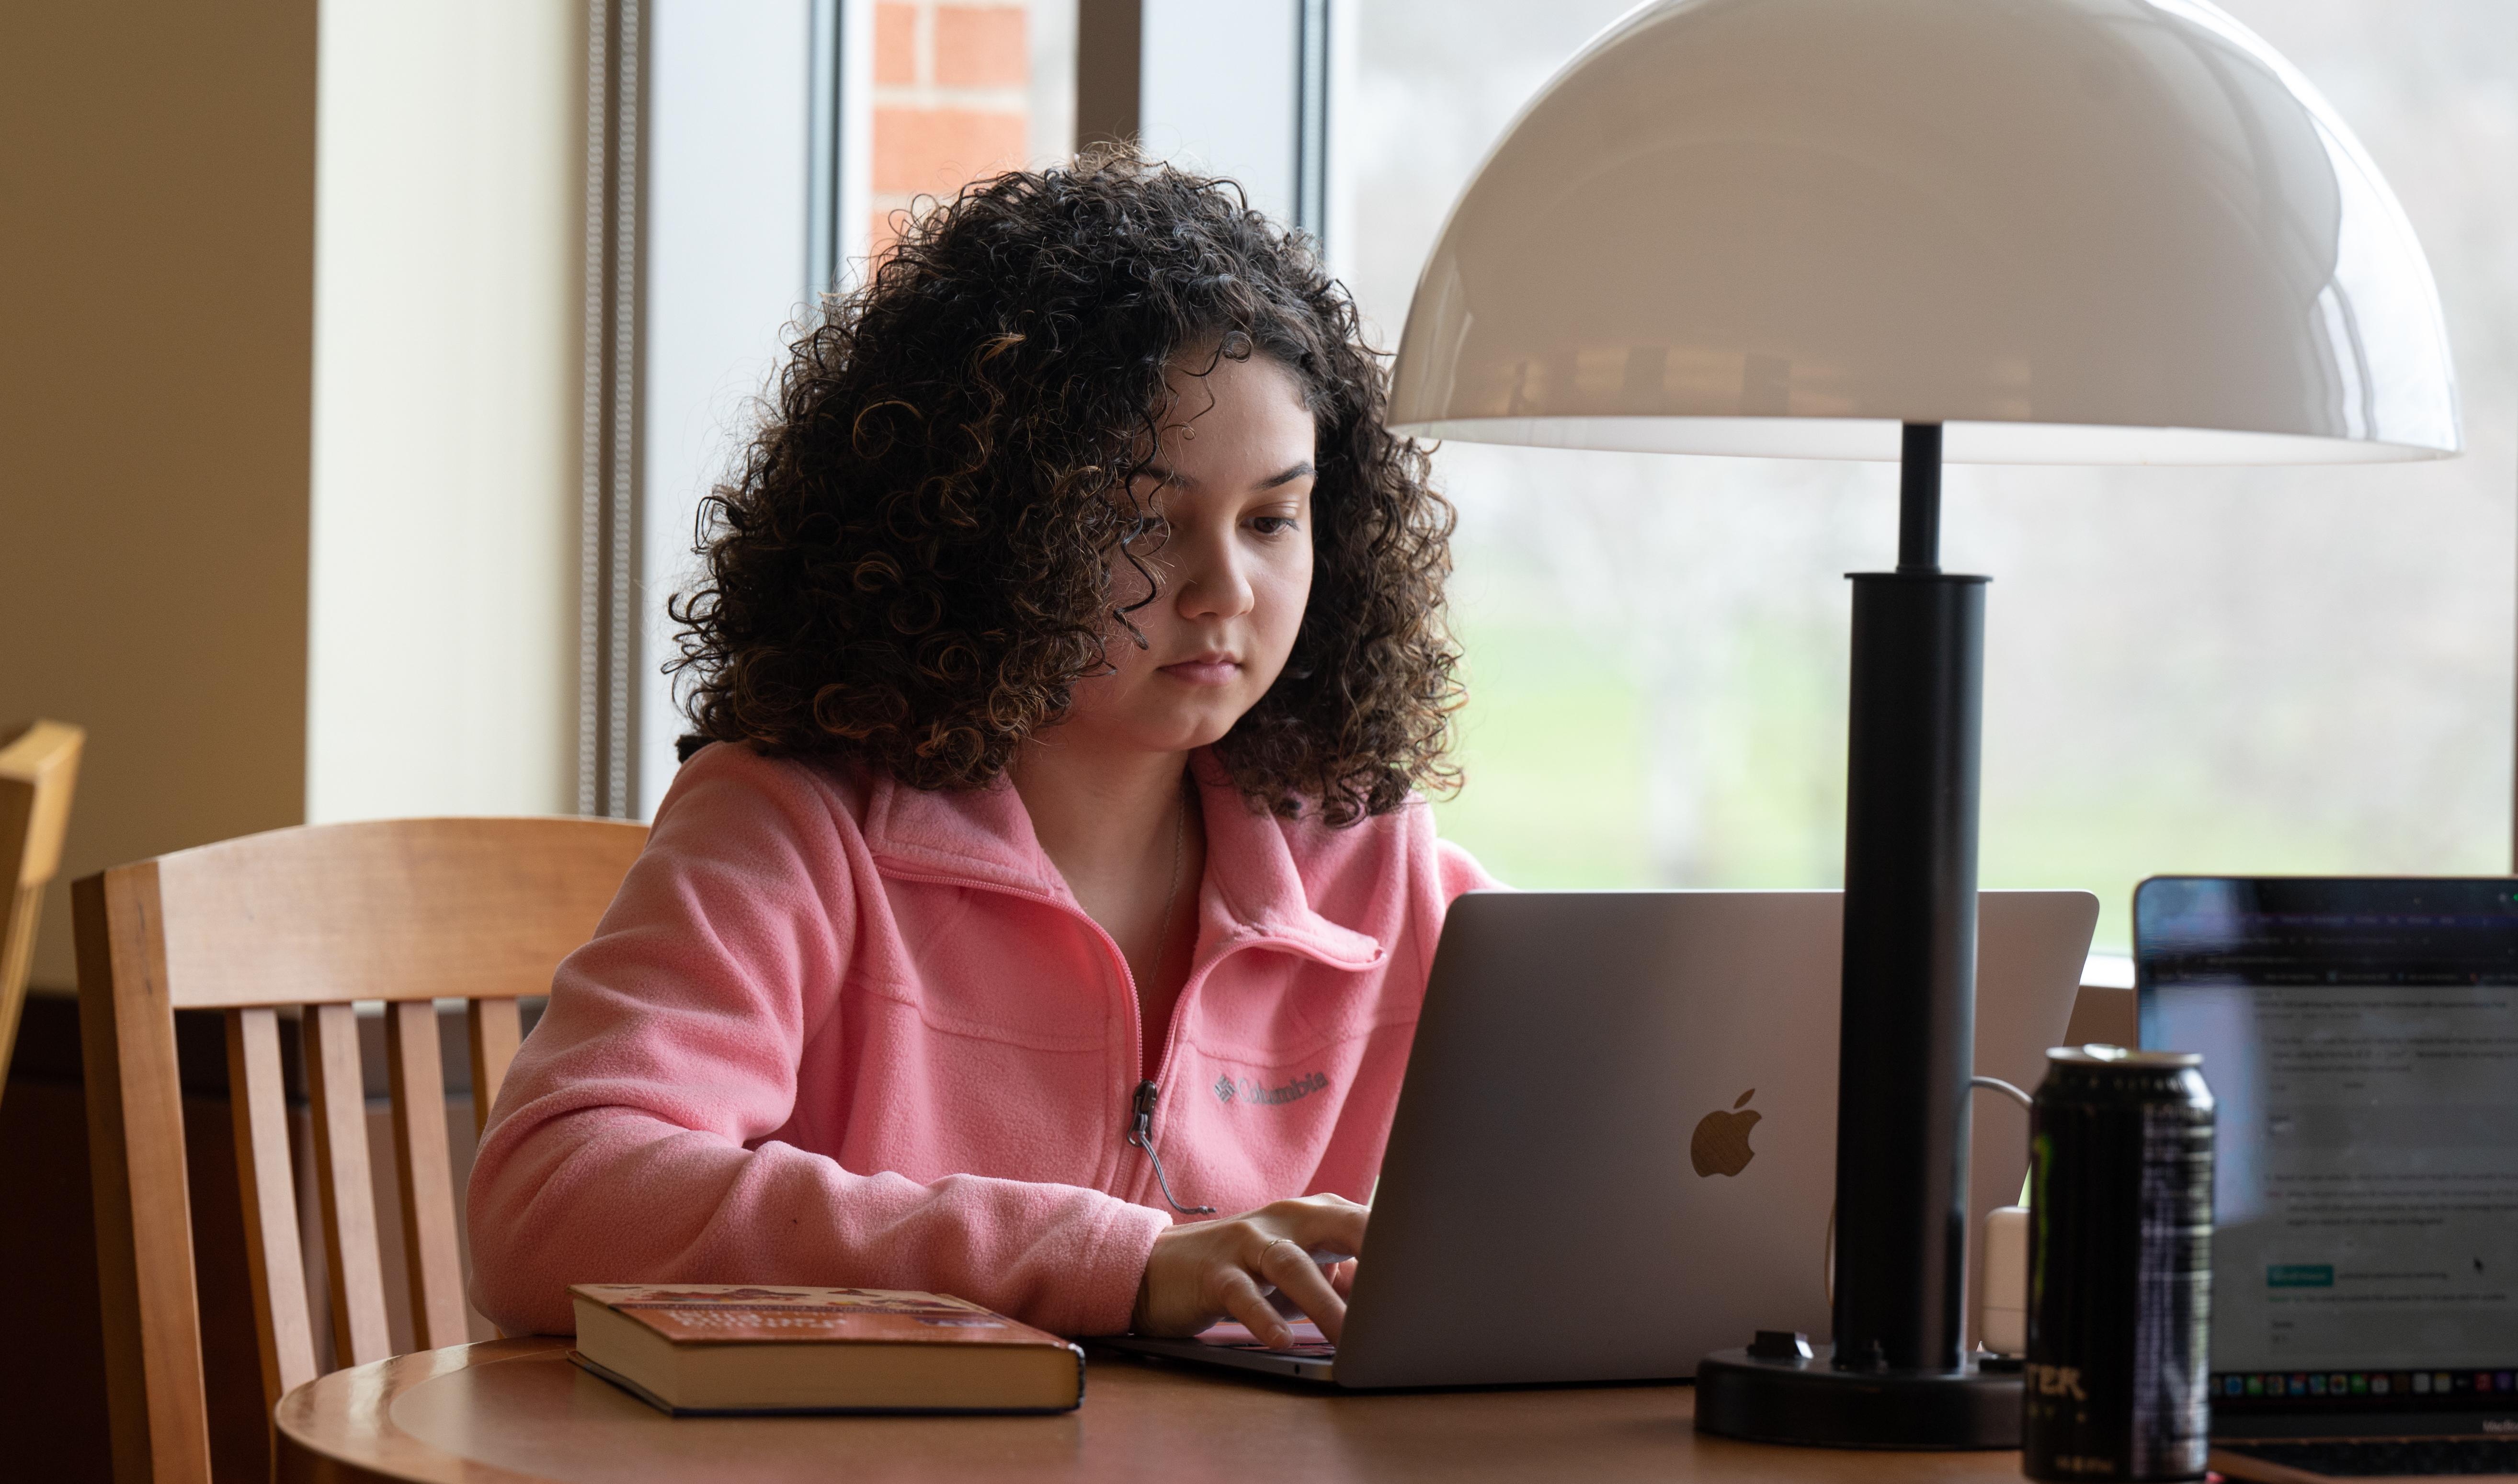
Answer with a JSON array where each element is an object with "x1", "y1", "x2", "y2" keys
[{"x1": 275, "y1": 1337, "x2": 2028, "y2": 1483}]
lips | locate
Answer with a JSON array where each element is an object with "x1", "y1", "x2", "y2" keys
[{"x1": 1158, "y1": 654, "x2": 1242, "y2": 686}]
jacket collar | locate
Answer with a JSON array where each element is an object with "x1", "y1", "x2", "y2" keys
[{"x1": 855, "y1": 750, "x2": 1384, "y2": 971}]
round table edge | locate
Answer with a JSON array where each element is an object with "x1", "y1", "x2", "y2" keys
[{"x1": 275, "y1": 1336, "x2": 574, "y2": 1484}]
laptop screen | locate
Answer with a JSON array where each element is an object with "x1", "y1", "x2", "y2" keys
[{"x1": 2136, "y1": 877, "x2": 2518, "y2": 1417}]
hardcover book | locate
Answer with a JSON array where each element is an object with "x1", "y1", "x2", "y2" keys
[{"x1": 568, "y1": 1283, "x2": 1085, "y2": 1415}]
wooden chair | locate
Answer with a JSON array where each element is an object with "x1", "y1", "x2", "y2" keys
[
  {"x1": 1, "y1": 718, "x2": 84, "y2": 1106},
  {"x1": 75, "y1": 816, "x2": 647, "y2": 1484}
]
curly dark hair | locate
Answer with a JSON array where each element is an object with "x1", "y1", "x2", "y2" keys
[{"x1": 668, "y1": 152, "x2": 1461, "y2": 825}]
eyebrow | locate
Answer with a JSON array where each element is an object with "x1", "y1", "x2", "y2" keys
[{"x1": 1135, "y1": 460, "x2": 1316, "y2": 492}]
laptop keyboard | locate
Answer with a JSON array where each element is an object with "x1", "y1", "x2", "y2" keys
[
  {"x1": 1216, "y1": 1340, "x2": 1338, "y2": 1359},
  {"x1": 2219, "y1": 1438, "x2": 2518, "y2": 1478}
]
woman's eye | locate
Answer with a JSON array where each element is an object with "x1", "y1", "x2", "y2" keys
[{"x1": 1249, "y1": 516, "x2": 1300, "y2": 536}]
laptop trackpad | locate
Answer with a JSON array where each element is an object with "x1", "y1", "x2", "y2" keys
[{"x1": 1197, "y1": 1319, "x2": 1334, "y2": 1356}]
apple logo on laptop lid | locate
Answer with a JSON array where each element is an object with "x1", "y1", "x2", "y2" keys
[{"x1": 1692, "y1": 1089, "x2": 1761, "y2": 1178}]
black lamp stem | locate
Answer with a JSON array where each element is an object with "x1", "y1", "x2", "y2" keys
[
  {"x1": 1834, "y1": 420, "x2": 1985, "y2": 1372},
  {"x1": 1896, "y1": 421, "x2": 1943, "y2": 573},
  {"x1": 1695, "y1": 421, "x2": 2012, "y2": 1447}
]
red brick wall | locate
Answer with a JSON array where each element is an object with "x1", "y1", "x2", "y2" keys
[{"x1": 872, "y1": 1, "x2": 1033, "y2": 256}]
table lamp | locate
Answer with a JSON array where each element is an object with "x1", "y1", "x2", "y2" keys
[{"x1": 1387, "y1": 0, "x2": 2458, "y2": 1450}]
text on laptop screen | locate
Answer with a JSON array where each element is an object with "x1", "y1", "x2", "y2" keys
[{"x1": 2136, "y1": 878, "x2": 2518, "y2": 1410}]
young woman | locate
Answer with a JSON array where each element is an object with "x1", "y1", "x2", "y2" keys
[{"x1": 467, "y1": 155, "x2": 1492, "y2": 1350}]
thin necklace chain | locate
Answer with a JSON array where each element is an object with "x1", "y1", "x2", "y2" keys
[{"x1": 1130, "y1": 775, "x2": 1212, "y2": 1215}]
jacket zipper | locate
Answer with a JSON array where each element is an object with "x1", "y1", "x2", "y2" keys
[
  {"x1": 1127, "y1": 1079, "x2": 1214, "y2": 1216},
  {"x1": 870, "y1": 861, "x2": 1359, "y2": 1218},
  {"x1": 872, "y1": 863, "x2": 1251, "y2": 1213}
]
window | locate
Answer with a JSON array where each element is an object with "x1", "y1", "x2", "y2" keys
[
  {"x1": 636, "y1": 1, "x2": 830, "y2": 819},
  {"x1": 618, "y1": 0, "x2": 1070, "y2": 816},
  {"x1": 1340, "y1": 0, "x2": 2518, "y2": 950}
]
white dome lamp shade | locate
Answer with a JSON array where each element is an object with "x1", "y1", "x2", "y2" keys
[
  {"x1": 1389, "y1": 0, "x2": 2459, "y2": 465},
  {"x1": 1385, "y1": 0, "x2": 2459, "y2": 1454}
]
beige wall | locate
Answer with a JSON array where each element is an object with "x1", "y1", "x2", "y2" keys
[
  {"x1": 307, "y1": 0, "x2": 584, "y2": 826},
  {"x1": 0, "y1": 2, "x2": 321, "y2": 991},
  {"x1": 1, "y1": 1, "x2": 587, "y2": 993}
]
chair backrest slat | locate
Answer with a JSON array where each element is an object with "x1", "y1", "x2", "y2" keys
[
  {"x1": 1, "y1": 719, "x2": 83, "y2": 1108},
  {"x1": 0, "y1": 882, "x2": 42, "y2": 1076},
  {"x1": 304, "y1": 1002, "x2": 393, "y2": 1369},
  {"x1": 225, "y1": 1006, "x2": 318, "y2": 1405},
  {"x1": 467, "y1": 996, "x2": 524, "y2": 1137},
  {"x1": 385, "y1": 1000, "x2": 471, "y2": 1349},
  {"x1": 73, "y1": 863, "x2": 215, "y2": 1484},
  {"x1": 76, "y1": 815, "x2": 645, "y2": 1484}
]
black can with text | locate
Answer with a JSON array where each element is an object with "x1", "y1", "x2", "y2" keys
[{"x1": 2023, "y1": 1046, "x2": 2215, "y2": 1482}]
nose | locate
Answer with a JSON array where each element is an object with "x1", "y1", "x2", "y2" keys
[{"x1": 1170, "y1": 521, "x2": 1253, "y2": 621}]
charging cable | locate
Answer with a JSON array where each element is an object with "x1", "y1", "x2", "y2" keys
[{"x1": 1822, "y1": 1075, "x2": 2038, "y2": 1307}]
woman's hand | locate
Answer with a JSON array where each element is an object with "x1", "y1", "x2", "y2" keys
[{"x1": 1130, "y1": 1193, "x2": 1368, "y2": 1348}]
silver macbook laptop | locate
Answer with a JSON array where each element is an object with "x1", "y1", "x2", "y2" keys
[
  {"x1": 2137, "y1": 877, "x2": 2518, "y2": 1484},
  {"x1": 1104, "y1": 887, "x2": 2097, "y2": 1388}
]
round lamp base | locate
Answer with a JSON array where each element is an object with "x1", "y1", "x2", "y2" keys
[{"x1": 1695, "y1": 1345, "x2": 2022, "y2": 1450}]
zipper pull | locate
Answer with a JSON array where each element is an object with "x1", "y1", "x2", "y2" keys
[{"x1": 1126, "y1": 1079, "x2": 1215, "y2": 1216}]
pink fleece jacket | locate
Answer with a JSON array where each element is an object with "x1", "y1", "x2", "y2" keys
[{"x1": 466, "y1": 742, "x2": 1493, "y2": 1337}]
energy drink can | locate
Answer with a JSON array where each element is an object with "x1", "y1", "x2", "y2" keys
[{"x1": 2023, "y1": 1046, "x2": 2215, "y2": 1482}]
